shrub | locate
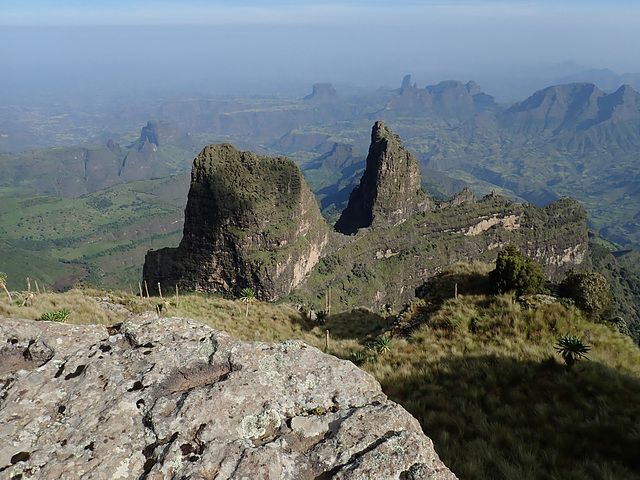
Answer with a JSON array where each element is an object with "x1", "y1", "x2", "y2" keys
[
  {"x1": 610, "y1": 316, "x2": 631, "y2": 336},
  {"x1": 559, "y1": 270, "x2": 612, "y2": 319},
  {"x1": 489, "y1": 245, "x2": 546, "y2": 297}
]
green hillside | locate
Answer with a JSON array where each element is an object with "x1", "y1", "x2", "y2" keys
[
  {"x1": 1, "y1": 261, "x2": 639, "y2": 480},
  {"x1": 0, "y1": 174, "x2": 189, "y2": 291}
]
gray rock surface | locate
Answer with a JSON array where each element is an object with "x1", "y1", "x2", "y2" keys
[{"x1": 0, "y1": 314, "x2": 457, "y2": 479}]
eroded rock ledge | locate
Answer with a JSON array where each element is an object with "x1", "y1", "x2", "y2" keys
[{"x1": 0, "y1": 315, "x2": 457, "y2": 479}]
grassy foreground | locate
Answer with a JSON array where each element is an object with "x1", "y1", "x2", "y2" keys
[{"x1": 1, "y1": 265, "x2": 639, "y2": 480}]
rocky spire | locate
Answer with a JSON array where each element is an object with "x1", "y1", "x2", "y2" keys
[
  {"x1": 334, "y1": 121, "x2": 433, "y2": 234},
  {"x1": 143, "y1": 143, "x2": 329, "y2": 301}
]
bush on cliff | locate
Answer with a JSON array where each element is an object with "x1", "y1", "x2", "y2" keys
[
  {"x1": 489, "y1": 245, "x2": 546, "y2": 296},
  {"x1": 559, "y1": 269, "x2": 613, "y2": 319}
]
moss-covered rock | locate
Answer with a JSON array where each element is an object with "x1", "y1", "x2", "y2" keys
[{"x1": 143, "y1": 144, "x2": 329, "y2": 301}]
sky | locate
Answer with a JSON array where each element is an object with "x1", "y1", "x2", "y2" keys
[{"x1": 1, "y1": 1, "x2": 640, "y2": 101}]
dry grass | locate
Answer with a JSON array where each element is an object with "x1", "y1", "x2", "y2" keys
[
  {"x1": 2, "y1": 272, "x2": 640, "y2": 480},
  {"x1": 0, "y1": 287, "x2": 388, "y2": 359},
  {"x1": 359, "y1": 292, "x2": 640, "y2": 480},
  {"x1": 0, "y1": 289, "x2": 131, "y2": 326}
]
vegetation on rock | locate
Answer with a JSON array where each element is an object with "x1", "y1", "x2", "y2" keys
[
  {"x1": 489, "y1": 245, "x2": 546, "y2": 296},
  {"x1": 143, "y1": 143, "x2": 329, "y2": 301}
]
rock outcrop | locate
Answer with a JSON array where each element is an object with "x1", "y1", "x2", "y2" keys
[
  {"x1": 143, "y1": 143, "x2": 329, "y2": 300},
  {"x1": 385, "y1": 80, "x2": 495, "y2": 116},
  {"x1": 334, "y1": 121, "x2": 434, "y2": 234},
  {"x1": 303, "y1": 83, "x2": 340, "y2": 102},
  {"x1": 144, "y1": 122, "x2": 588, "y2": 310},
  {"x1": 294, "y1": 192, "x2": 588, "y2": 311},
  {"x1": 0, "y1": 315, "x2": 457, "y2": 480},
  {"x1": 137, "y1": 120, "x2": 190, "y2": 148}
]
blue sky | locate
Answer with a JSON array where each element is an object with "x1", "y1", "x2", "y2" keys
[{"x1": 1, "y1": 1, "x2": 639, "y2": 100}]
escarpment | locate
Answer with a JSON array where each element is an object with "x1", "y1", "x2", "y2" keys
[
  {"x1": 144, "y1": 122, "x2": 588, "y2": 310},
  {"x1": 0, "y1": 315, "x2": 458, "y2": 479},
  {"x1": 143, "y1": 143, "x2": 329, "y2": 300}
]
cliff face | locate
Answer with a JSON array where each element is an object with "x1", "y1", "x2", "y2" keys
[
  {"x1": 334, "y1": 121, "x2": 433, "y2": 234},
  {"x1": 144, "y1": 123, "x2": 588, "y2": 309},
  {"x1": 143, "y1": 143, "x2": 329, "y2": 301},
  {"x1": 295, "y1": 193, "x2": 588, "y2": 311},
  {"x1": 0, "y1": 315, "x2": 457, "y2": 479}
]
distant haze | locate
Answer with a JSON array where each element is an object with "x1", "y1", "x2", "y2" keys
[{"x1": 1, "y1": 1, "x2": 640, "y2": 103}]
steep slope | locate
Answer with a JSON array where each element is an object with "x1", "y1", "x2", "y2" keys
[
  {"x1": 334, "y1": 121, "x2": 433, "y2": 234},
  {"x1": 423, "y1": 83, "x2": 640, "y2": 246},
  {"x1": 498, "y1": 83, "x2": 640, "y2": 148},
  {"x1": 296, "y1": 194, "x2": 587, "y2": 311},
  {"x1": 145, "y1": 123, "x2": 588, "y2": 311},
  {"x1": 143, "y1": 144, "x2": 330, "y2": 301}
]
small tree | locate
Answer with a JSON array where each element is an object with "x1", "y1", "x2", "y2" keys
[
  {"x1": 240, "y1": 288, "x2": 256, "y2": 317},
  {"x1": 559, "y1": 270, "x2": 612, "y2": 319},
  {"x1": 555, "y1": 334, "x2": 590, "y2": 372},
  {"x1": 0, "y1": 272, "x2": 11, "y2": 302},
  {"x1": 489, "y1": 245, "x2": 546, "y2": 296}
]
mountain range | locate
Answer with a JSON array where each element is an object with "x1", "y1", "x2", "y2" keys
[
  {"x1": 421, "y1": 82, "x2": 640, "y2": 246},
  {"x1": 1, "y1": 78, "x2": 640, "y2": 331}
]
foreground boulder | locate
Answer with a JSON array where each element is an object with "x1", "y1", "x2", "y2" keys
[{"x1": 0, "y1": 315, "x2": 457, "y2": 479}]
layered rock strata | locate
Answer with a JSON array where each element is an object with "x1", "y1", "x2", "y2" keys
[{"x1": 0, "y1": 315, "x2": 457, "y2": 480}]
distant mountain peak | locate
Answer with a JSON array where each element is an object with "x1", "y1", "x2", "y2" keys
[
  {"x1": 503, "y1": 82, "x2": 640, "y2": 132},
  {"x1": 385, "y1": 79, "x2": 495, "y2": 116},
  {"x1": 303, "y1": 83, "x2": 339, "y2": 102},
  {"x1": 138, "y1": 120, "x2": 188, "y2": 147}
]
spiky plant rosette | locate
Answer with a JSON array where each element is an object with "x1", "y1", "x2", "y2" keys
[{"x1": 554, "y1": 334, "x2": 591, "y2": 361}]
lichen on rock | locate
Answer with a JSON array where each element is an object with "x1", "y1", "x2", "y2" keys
[{"x1": 0, "y1": 315, "x2": 458, "y2": 479}]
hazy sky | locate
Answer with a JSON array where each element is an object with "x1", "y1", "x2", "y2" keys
[{"x1": 1, "y1": 1, "x2": 640, "y2": 101}]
